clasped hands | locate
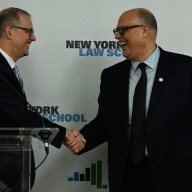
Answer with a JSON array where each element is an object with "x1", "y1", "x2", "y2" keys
[{"x1": 64, "y1": 129, "x2": 86, "y2": 154}]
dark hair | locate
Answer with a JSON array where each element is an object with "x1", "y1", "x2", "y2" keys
[{"x1": 0, "y1": 7, "x2": 31, "y2": 37}]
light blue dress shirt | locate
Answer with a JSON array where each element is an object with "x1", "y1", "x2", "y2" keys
[{"x1": 128, "y1": 46, "x2": 160, "y2": 124}]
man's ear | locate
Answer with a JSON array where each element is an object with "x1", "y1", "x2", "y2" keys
[
  {"x1": 4, "y1": 25, "x2": 13, "y2": 39},
  {"x1": 142, "y1": 26, "x2": 150, "y2": 38}
]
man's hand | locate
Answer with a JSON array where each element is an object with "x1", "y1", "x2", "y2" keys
[{"x1": 64, "y1": 129, "x2": 86, "y2": 154}]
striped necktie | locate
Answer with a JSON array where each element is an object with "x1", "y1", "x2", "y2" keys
[{"x1": 13, "y1": 65, "x2": 24, "y2": 90}]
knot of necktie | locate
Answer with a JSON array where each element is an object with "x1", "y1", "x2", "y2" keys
[{"x1": 138, "y1": 62, "x2": 147, "y2": 71}]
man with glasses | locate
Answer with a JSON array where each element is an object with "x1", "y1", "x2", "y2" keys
[
  {"x1": 0, "y1": 7, "x2": 85, "y2": 192},
  {"x1": 66, "y1": 8, "x2": 192, "y2": 192}
]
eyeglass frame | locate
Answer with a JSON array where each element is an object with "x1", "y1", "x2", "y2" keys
[
  {"x1": 11, "y1": 25, "x2": 34, "y2": 37},
  {"x1": 113, "y1": 24, "x2": 145, "y2": 36}
]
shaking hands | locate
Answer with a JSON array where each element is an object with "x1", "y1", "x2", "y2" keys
[{"x1": 64, "y1": 129, "x2": 86, "y2": 154}]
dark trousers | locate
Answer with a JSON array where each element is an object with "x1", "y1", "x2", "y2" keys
[{"x1": 123, "y1": 156, "x2": 154, "y2": 192}]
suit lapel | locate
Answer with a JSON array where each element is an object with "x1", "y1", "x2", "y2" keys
[
  {"x1": 117, "y1": 60, "x2": 131, "y2": 136},
  {"x1": 0, "y1": 53, "x2": 24, "y2": 94},
  {"x1": 147, "y1": 49, "x2": 173, "y2": 119}
]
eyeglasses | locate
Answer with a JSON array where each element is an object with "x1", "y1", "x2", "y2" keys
[
  {"x1": 113, "y1": 25, "x2": 145, "y2": 36},
  {"x1": 11, "y1": 25, "x2": 34, "y2": 37}
]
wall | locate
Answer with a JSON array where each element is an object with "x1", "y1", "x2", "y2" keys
[{"x1": 1, "y1": 0, "x2": 192, "y2": 191}]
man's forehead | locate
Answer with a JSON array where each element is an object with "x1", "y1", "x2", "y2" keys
[{"x1": 117, "y1": 12, "x2": 138, "y2": 26}]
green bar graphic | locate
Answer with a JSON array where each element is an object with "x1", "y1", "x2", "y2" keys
[
  {"x1": 97, "y1": 160, "x2": 102, "y2": 188},
  {"x1": 91, "y1": 163, "x2": 96, "y2": 185},
  {"x1": 85, "y1": 168, "x2": 90, "y2": 181},
  {"x1": 80, "y1": 173, "x2": 85, "y2": 181},
  {"x1": 68, "y1": 160, "x2": 108, "y2": 189}
]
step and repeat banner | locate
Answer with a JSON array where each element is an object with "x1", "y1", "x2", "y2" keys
[{"x1": 1, "y1": 0, "x2": 192, "y2": 191}]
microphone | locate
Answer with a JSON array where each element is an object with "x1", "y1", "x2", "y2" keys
[{"x1": 38, "y1": 129, "x2": 51, "y2": 155}]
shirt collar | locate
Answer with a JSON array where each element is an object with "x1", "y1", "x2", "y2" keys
[
  {"x1": 131, "y1": 46, "x2": 160, "y2": 72},
  {"x1": 0, "y1": 48, "x2": 16, "y2": 69}
]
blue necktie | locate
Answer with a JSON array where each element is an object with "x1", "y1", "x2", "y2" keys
[{"x1": 13, "y1": 65, "x2": 24, "y2": 90}]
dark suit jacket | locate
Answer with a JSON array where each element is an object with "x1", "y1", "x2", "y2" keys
[
  {"x1": 80, "y1": 47, "x2": 192, "y2": 192},
  {"x1": 0, "y1": 53, "x2": 66, "y2": 191}
]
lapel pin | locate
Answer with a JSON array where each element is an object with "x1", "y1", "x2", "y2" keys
[{"x1": 158, "y1": 77, "x2": 164, "y2": 82}]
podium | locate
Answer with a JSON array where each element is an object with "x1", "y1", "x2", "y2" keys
[{"x1": 0, "y1": 128, "x2": 58, "y2": 192}]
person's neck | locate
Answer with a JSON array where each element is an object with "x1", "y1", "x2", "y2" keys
[
  {"x1": 137, "y1": 43, "x2": 157, "y2": 63},
  {"x1": 0, "y1": 45, "x2": 17, "y2": 62}
]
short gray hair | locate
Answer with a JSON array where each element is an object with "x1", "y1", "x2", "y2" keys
[{"x1": 0, "y1": 7, "x2": 31, "y2": 37}]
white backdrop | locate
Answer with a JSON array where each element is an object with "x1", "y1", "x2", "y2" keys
[{"x1": 1, "y1": 0, "x2": 192, "y2": 191}]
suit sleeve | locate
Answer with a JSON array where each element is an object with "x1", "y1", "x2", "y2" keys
[
  {"x1": 0, "y1": 75, "x2": 66, "y2": 148},
  {"x1": 79, "y1": 70, "x2": 108, "y2": 153}
]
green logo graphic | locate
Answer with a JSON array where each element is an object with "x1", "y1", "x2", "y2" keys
[{"x1": 68, "y1": 160, "x2": 108, "y2": 189}]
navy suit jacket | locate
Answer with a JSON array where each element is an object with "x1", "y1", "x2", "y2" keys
[
  {"x1": 0, "y1": 53, "x2": 66, "y2": 191},
  {"x1": 80, "y1": 47, "x2": 192, "y2": 192}
]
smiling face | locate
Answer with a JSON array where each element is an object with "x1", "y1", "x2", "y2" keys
[
  {"x1": 1, "y1": 12, "x2": 36, "y2": 62},
  {"x1": 9, "y1": 13, "x2": 36, "y2": 61},
  {"x1": 114, "y1": 9, "x2": 157, "y2": 62}
]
